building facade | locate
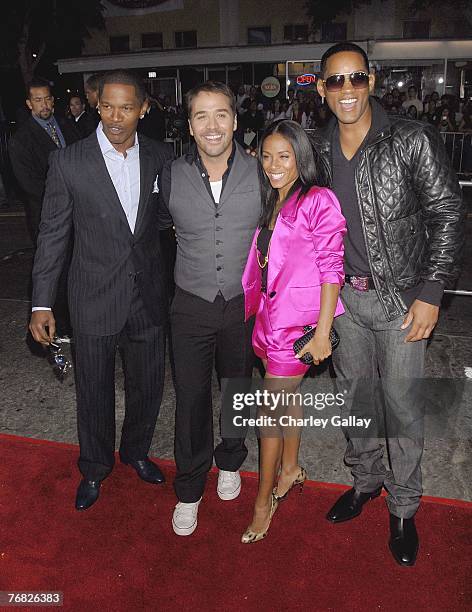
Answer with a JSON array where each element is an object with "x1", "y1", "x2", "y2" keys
[{"x1": 57, "y1": 0, "x2": 472, "y2": 106}]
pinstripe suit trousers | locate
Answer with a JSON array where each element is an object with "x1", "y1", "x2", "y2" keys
[{"x1": 73, "y1": 282, "x2": 165, "y2": 481}]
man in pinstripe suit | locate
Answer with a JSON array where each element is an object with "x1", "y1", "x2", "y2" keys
[{"x1": 29, "y1": 71, "x2": 173, "y2": 510}]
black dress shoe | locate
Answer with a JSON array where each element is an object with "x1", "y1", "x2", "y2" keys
[
  {"x1": 121, "y1": 457, "x2": 165, "y2": 484},
  {"x1": 389, "y1": 514, "x2": 419, "y2": 566},
  {"x1": 75, "y1": 479, "x2": 101, "y2": 511},
  {"x1": 326, "y1": 486, "x2": 382, "y2": 523}
]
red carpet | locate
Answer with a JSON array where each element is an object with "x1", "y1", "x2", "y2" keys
[{"x1": 0, "y1": 434, "x2": 471, "y2": 612}]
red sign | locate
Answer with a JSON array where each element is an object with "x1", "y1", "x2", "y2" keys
[{"x1": 296, "y1": 74, "x2": 317, "y2": 86}]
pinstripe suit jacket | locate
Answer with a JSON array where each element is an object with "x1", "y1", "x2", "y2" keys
[{"x1": 32, "y1": 131, "x2": 173, "y2": 335}]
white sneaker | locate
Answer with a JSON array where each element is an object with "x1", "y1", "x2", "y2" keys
[
  {"x1": 172, "y1": 498, "x2": 201, "y2": 536},
  {"x1": 217, "y1": 470, "x2": 241, "y2": 500}
]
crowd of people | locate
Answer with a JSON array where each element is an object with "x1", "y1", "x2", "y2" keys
[
  {"x1": 233, "y1": 82, "x2": 472, "y2": 133},
  {"x1": 77, "y1": 77, "x2": 472, "y2": 138},
  {"x1": 2, "y1": 70, "x2": 471, "y2": 212},
  {"x1": 236, "y1": 85, "x2": 331, "y2": 131},
  {"x1": 380, "y1": 85, "x2": 472, "y2": 132},
  {"x1": 3, "y1": 41, "x2": 467, "y2": 571},
  {"x1": 229, "y1": 81, "x2": 472, "y2": 163}
]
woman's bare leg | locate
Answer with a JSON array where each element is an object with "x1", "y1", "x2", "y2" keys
[
  {"x1": 246, "y1": 362, "x2": 304, "y2": 533},
  {"x1": 270, "y1": 373, "x2": 305, "y2": 497}
]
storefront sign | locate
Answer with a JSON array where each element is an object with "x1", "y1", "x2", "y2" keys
[
  {"x1": 296, "y1": 74, "x2": 317, "y2": 86},
  {"x1": 104, "y1": 0, "x2": 183, "y2": 15},
  {"x1": 261, "y1": 76, "x2": 281, "y2": 98}
]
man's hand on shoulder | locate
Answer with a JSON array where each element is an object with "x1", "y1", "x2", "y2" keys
[
  {"x1": 401, "y1": 299, "x2": 439, "y2": 342},
  {"x1": 30, "y1": 310, "x2": 56, "y2": 345}
]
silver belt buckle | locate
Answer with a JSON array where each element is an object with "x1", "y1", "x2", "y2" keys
[{"x1": 350, "y1": 276, "x2": 370, "y2": 291}]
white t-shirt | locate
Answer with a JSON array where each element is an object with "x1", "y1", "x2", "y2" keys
[
  {"x1": 210, "y1": 179, "x2": 223, "y2": 204},
  {"x1": 402, "y1": 98, "x2": 423, "y2": 114}
]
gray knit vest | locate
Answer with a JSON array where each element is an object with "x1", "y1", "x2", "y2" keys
[{"x1": 168, "y1": 145, "x2": 261, "y2": 302}]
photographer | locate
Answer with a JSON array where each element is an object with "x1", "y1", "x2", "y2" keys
[{"x1": 438, "y1": 107, "x2": 456, "y2": 133}]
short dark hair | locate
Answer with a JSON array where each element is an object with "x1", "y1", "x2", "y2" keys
[
  {"x1": 26, "y1": 77, "x2": 52, "y2": 98},
  {"x1": 320, "y1": 42, "x2": 369, "y2": 77},
  {"x1": 98, "y1": 70, "x2": 146, "y2": 104},
  {"x1": 258, "y1": 120, "x2": 317, "y2": 228},
  {"x1": 185, "y1": 81, "x2": 236, "y2": 117},
  {"x1": 85, "y1": 73, "x2": 102, "y2": 92},
  {"x1": 69, "y1": 93, "x2": 86, "y2": 105}
]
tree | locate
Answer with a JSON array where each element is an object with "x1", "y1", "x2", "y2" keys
[
  {"x1": 0, "y1": 0, "x2": 105, "y2": 87},
  {"x1": 304, "y1": 0, "x2": 374, "y2": 33},
  {"x1": 410, "y1": 0, "x2": 472, "y2": 28},
  {"x1": 410, "y1": 0, "x2": 470, "y2": 10}
]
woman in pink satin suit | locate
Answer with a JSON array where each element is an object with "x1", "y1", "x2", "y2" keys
[{"x1": 241, "y1": 120, "x2": 346, "y2": 543}]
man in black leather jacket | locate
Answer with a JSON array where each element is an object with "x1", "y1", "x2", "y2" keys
[{"x1": 313, "y1": 43, "x2": 464, "y2": 567}]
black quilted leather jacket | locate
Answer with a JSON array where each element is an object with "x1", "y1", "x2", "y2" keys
[{"x1": 311, "y1": 99, "x2": 465, "y2": 320}]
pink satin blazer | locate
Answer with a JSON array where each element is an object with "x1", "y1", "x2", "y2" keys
[{"x1": 242, "y1": 186, "x2": 347, "y2": 330}]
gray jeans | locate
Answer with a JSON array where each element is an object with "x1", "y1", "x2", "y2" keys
[{"x1": 332, "y1": 284, "x2": 426, "y2": 519}]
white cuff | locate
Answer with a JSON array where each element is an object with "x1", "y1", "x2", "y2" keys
[{"x1": 32, "y1": 307, "x2": 52, "y2": 312}]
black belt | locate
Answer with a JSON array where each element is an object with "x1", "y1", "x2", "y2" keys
[{"x1": 345, "y1": 275, "x2": 375, "y2": 291}]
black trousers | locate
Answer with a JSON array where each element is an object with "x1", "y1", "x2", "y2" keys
[
  {"x1": 23, "y1": 195, "x2": 42, "y2": 246},
  {"x1": 74, "y1": 285, "x2": 165, "y2": 481},
  {"x1": 171, "y1": 287, "x2": 254, "y2": 502}
]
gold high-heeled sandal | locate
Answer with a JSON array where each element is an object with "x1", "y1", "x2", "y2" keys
[
  {"x1": 241, "y1": 493, "x2": 279, "y2": 544},
  {"x1": 273, "y1": 467, "x2": 307, "y2": 502}
]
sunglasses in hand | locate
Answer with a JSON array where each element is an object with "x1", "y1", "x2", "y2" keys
[{"x1": 48, "y1": 339, "x2": 72, "y2": 380}]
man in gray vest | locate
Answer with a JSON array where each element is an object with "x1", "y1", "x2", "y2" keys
[{"x1": 159, "y1": 82, "x2": 260, "y2": 536}]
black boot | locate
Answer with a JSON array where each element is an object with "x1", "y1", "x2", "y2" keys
[
  {"x1": 326, "y1": 487, "x2": 382, "y2": 523},
  {"x1": 389, "y1": 514, "x2": 419, "y2": 566}
]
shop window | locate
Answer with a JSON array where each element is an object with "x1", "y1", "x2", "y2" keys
[
  {"x1": 248, "y1": 27, "x2": 271, "y2": 45},
  {"x1": 284, "y1": 24, "x2": 309, "y2": 42},
  {"x1": 142, "y1": 32, "x2": 163, "y2": 49},
  {"x1": 403, "y1": 20, "x2": 430, "y2": 39},
  {"x1": 321, "y1": 22, "x2": 347, "y2": 43},
  {"x1": 175, "y1": 30, "x2": 197, "y2": 48},
  {"x1": 109, "y1": 35, "x2": 130, "y2": 54}
]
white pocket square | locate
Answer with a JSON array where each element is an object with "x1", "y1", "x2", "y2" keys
[{"x1": 153, "y1": 174, "x2": 159, "y2": 194}]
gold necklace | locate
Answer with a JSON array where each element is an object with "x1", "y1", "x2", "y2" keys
[
  {"x1": 256, "y1": 232, "x2": 272, "y2": 269},
  {"x1": 256, "y1": 205, "x2": 282, "y2": 269}
]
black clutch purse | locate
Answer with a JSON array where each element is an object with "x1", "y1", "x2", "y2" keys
[{"x1": 293, "y1": 325, "x2": 340, "y2": 365}]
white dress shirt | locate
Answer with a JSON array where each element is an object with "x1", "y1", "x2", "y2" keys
[
  {"x1": 32, "y1": 123, "x2": 141, "y2": 312},
  {"x1": 96, "y1": 122, "x2": 141, "y2": 233}
]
